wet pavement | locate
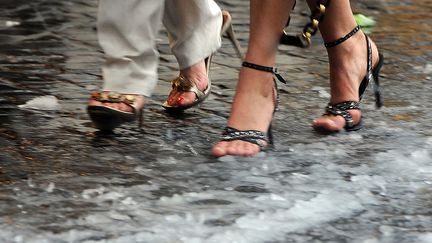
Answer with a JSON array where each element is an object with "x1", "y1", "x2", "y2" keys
[{"x1": 0, "y1": 0, "x2": 431, "y2": 242}]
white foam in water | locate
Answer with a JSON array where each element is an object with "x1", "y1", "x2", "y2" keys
[
  {"x1": 213, "y1": 190, "x2": 364, "y2": 243},
  {"x1": 414, "y1": 63, "x2": 432, "y2": 74},
  {"x1": 45, "y1": 182, "x2": 55, "y2": 193},
  {"x1": 311, "y1": 86, "x2": 331, "y2": 98},
  {"x1": 121, "y1": 197, "x2": 138, "y2": 206},
  {"x1": 418, "y1": 233, "x2": 432, "y2": 243},
  {"x1": 5, "y1": 20, "x2": 20, "y2": 27},
  {"x1": 18, "y1": 95, "x2": 61, "y2": 111},
  {"x1": 374, "y1": 148, "x2": 432, "y2": 180},
  {"x1": 81, "y1": 186, "x2": 106, "y2": 199},
  {"x1": 351, "y1": 175, "x2": 387, "y2": 195},
  {"x1": 3, "y1": 137, "x2": 431, "y2": 242},
  {"x1": 103, "y1": 190, "x2": 363, "y2": 243}
]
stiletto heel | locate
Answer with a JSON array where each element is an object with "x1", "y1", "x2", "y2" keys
[
  {"x1": 372, "y1": 53, "x2": 384, "y2": 108},
  {"x1": 267, "y1": 123, "x2": 274, "y2": 146},
  {"x1": 138, "y1": 109, "x2": 144, "y2": 128},
  {"x1": 87, "y1": 92, "x2": 144, "y2": 131},
  {"x1": 315, "y1": 25, "x2": 384, "y2": 133},
  {"x1": 221, "y1": 10, "x2": 244, "y2": 59},
  {"x1": 162, "y1": 10, "x2": 242, "y2": 112},
  {"x1": 219, "y1": 61, "x2": 286, "y2": 151}
]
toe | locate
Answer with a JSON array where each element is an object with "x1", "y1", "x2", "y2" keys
[
  {"x1": 88, "y1": 99, "x2": 102, "y2": 106},
  {"x1": 118, "y1": 103, "x2": 133, "y2": 112},
  {"x1": 179, "y1": 92, "x2": 197, "y2": 106},
  {"x1": 313, "y1": 116, "x2": 340, "y2": 132},
  {"x1": 212, "y1": 140, "x2": 261, "y2": 157},
  {"x1": 241, "y1": 142, "x2": 260, "y2": 156},
  {"x1": 212, "y1": 141, "x2": 229, "y2": 157},
  {"x1": 167, "y1": 91, "x2": 196, "y2": 107},
  {"x1": 313, "y1": 109, "x2": 362, "y2": 132}
]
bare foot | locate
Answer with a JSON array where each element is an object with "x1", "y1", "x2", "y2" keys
[
  {"x1": 312, "y1": 31, "x2": 380, "y2": 132},
  {"x1": 212, "y1": 67, "x2": 276, "y2": 157},
  {"x1": 165, "y1": 60, "x2": 209, "y2": 107}
]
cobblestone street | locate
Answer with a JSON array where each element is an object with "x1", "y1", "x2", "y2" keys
[{"x1": 0, "y1": 0, "x2": 431, "y2": 242}]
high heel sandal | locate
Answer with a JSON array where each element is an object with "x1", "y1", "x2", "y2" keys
[
  {"x1": 161, "y1": 10, "x2": 243, "y2": 112},
  {"x1": 314, "y1": 25, "x2": 384, "y2": 133},
  {"x1": 87, "y1": 92, "x2": 144, "y2": 131},
  {"x1": 219, "y1": 61, "x2": 287, "y2": 152},
  {"x1": 161, "y1": 55, "x2": 213, "y2": 112}
]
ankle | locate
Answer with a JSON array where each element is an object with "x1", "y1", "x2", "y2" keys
[
  {"x1": 238, "y1": 67, "x2": 275, "y2": 98},
  {"x1": 180, "y1": 60, "x2": 208, "y2": 88},
  {"x1": 327, "y1": 30, "x2": 379, "y2": 65},
  {"x1": 325, "y1": 34, "x2": 367, "y2": 103}
]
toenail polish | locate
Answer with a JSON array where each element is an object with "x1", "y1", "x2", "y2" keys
[{"x1": 177, "y1": 96, "x2": 184, "y2": 104}]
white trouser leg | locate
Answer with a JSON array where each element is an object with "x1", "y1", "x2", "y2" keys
[
  {"x1": 163, "y1": 0, "x2": 222, "y2": 69},
  {"x1": 98, "y1": 0, "x2": 164, "y2": 96},
  {"x1": 98, "y1": 0, "x2": 222, "y2": 96}
]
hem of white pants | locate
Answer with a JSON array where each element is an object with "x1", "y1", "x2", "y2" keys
[
  {"x1": 176, "y1": 39, "x2": 222, "y2": 70},
  {"x1": 102, "y1": 78, "x2": 156, "y2": 97}
]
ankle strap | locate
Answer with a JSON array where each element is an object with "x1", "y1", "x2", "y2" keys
[
  {"x1": 324, "y1": 25, "x2": 361, "y2": 48},
  {"x1": 242, "y1": 61, "x2": 287, "y2": 84}
]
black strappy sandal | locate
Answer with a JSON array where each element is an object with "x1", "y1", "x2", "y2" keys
[
  {"x1": 219, "y1": 61, "x2": 286, "y2": 152},
  {"x1": 314, "y1": 25, "x2": 384, "y2": 133}
]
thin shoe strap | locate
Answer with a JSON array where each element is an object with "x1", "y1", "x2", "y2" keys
[
  {"x1": 222, "y1": 127, "x2": 269, "y2": 150},
  {"x1": 359, "y1": 32, "x2": 373, "y2": 100},
  {"x1": 91, "y1": 91, "x2": 140, "y2": 113},
  {"x1": 242, "y1": 61, "x2": 287, "y2": 84},
  {"x1": 366, "y1": 33, "x2": 373, "y2": 84},
  {"x1": 324, "y1": 25, "x2": 360, "y2": 48},
  {"x1": 325, "y1": 101, "x2": 361, "y2": 129}
]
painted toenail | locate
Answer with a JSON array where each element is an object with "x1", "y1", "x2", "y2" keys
[{"x1": 177, "y1": 96, "x2": 184, "y2": 104}]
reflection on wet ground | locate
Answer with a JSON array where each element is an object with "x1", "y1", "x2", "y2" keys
[{"x1": 0, "y1": 0, "x2": 431, "y2": 242}]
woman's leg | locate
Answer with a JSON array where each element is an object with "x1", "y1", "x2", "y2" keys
[
  {"x1": 212, "y1": 0, "x2": 295, "y2": 157},
  {"x1": 307, "y1": 0, "x2": 380, "y2": 131},
  {"x1": 163, "y1": 0, "x2": 222, "y2": 107}
]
